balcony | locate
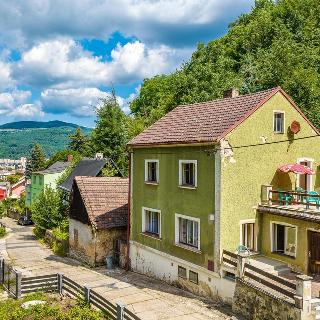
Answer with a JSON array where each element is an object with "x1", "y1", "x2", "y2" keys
[{"x1": 258, "y1": 187, "x2": 320, "y2": 222}]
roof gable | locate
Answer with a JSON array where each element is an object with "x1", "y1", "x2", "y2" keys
[
  {"x1": 72, "y1": 176, "x2": 129, "y2": 230},
  {"x1": 128, "y1": 87, "x2": 318, "y2": 147}
]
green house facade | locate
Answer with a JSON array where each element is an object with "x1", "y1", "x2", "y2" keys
[
  {"x1": 26, "y1": 161, "x2": 69, "y2": 207},
  {"x1": 128, "y1": 87, "x2": 320, "y2": 299}
]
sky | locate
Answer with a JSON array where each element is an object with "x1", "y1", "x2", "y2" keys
[{"x1": 0, "y1": 0, "x2": 254, "y2": 128}]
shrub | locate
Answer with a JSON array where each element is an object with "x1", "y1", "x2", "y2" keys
[
  {"x1": 33, "y1": 225, "x2": 46, "y2": 239},
  {"x1": 0, "y1": 226, "x2": 6, "y2": 238},
  {"x1": 52, "y1": 241, "x2": 66, "y2": 257}
]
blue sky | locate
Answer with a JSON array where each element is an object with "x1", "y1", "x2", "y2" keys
[{"x1": 0, "y1": 0, "x2": 254, "y2": 128}]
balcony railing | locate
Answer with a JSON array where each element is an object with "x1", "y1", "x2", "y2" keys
[{"x1": 268, "y1": 190, "x2": 320, "y2": 210}]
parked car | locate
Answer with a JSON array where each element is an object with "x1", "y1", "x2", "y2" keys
[{"x1": 17, "y1": 216, "x2": 34, "y2": 226}]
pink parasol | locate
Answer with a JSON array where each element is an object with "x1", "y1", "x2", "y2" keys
[{"x1": 278, "y1": 163, "x2": 315, "y2": 175}]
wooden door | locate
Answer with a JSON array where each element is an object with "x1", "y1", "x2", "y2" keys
[{"x1": 308, "y1": 231, "x2": 320, "y2": 275}]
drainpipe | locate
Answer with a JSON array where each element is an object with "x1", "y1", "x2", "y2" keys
[{"x1": 125, "y1": 151, "x2": 132, "y2": 271}]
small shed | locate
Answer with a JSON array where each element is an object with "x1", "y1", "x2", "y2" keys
[{"x1": 69, "y1": 176, "x2": 128, "y2": 266}]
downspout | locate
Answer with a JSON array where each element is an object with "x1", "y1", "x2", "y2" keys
[
  {"x1": 214, "y1": 145, "x2": 222, "y2": 272},
  {"x1": 93, "y1": 227, "x2": 97, "y2": 267},
  {"x1": 125, "y1": 150, "x2": 132, "y2": 271}
]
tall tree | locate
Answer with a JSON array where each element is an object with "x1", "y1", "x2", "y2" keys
[
  {"x1": 68, "y1": 127, "x2": 88, "y2": 153},
  {"x1": 26, "y1": 144, "x2": 46, "y2": 179},
  {"x1": 91, "y1": 90, "x2": 128, "y2": 175}
]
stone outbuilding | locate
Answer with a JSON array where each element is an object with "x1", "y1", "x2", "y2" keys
[{"x1": 69, "y1": 176, "x2": 128, "y2": 266}]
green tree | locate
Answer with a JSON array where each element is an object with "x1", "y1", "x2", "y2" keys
[
  {"x1": 90, "y1": 90, "x2": 128, "y2": 175},
  {"x1": 26, "y1": 144, "x2": 46, "y2": 179},
  {"x1": 130, "y1": 0, "x2": 320, "y2": 128},
  {"x1": 31, "y1": 186, "x2": 66, "y2": 230},
  {"x1": 68, "y1": 127, "x2": 88, "y2": 153}
]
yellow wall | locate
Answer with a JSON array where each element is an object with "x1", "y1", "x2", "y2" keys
[{"x1": 220, "y1": 91, "x2": 320, "y2": 269}]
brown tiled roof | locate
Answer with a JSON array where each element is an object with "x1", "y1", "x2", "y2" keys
[
  {"x1": 128, "y1": 87, "x2": 281, "y2": 146},
  {"x1": 74, "y1": 176, "x2": 128, "y2": 230}
]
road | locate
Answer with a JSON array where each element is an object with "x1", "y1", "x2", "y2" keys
[{"x1": 1, "y1": 217, "x2": 238, "y2": 319}]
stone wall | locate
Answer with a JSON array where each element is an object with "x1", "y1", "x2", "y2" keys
[
  {"x1": 69, "y1": 218, "x2": 127, "y2": 267},
  {"x1": 232, "y1": 278, "x2": 302, "y2": 320}
]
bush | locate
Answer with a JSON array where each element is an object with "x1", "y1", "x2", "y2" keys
[
  {"x1": 33, "y1": 225, "x2": 46, "y2": 239},
  {"x1": 52, "y1": 241, "x2": 66, "y2": 257},
  {"x1": 0, "y1": 226, "x2": 6, "y2": 238}
]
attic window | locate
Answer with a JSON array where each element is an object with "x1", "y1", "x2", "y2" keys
[{"x1": 273, "y1": 111, "x2": 285, "y2": 133}]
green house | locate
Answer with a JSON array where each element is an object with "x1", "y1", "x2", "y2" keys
[
  {"x1": 127, "y1": 87, "x2": 320, "y2": 299},
  {"x1": 25, "y1": 161, "x2": 70, "y2": 207}
]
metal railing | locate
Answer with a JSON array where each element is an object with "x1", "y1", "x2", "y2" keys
[{"x1": 268, "y1": 190, "x2": 320, "y2": 209}]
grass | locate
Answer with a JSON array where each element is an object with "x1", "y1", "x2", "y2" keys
[
  {"x1": 0, "y1": 292, "x2": 108, "y2": 320},
  {"x1": 0, "y1": 226, "x2": 6, "y2": 239}
]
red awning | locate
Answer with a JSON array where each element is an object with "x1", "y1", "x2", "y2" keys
[{"x1": 278, "y1": 163, "x2": 315, "y2": 175}]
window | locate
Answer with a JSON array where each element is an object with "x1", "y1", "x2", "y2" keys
[
  {"x1": 175, "y1": 214, "x2": 200, "y2": 250},
  {"x1": 142, "y1": 208, "x2": 161, "y2": 238},
  {"x1": 273, "y1": 112, "x2": 284, "y2": 133},
  {"x1": 189, "y1": 270, "x2": 198, "y2": 284},
  {"x1": 179, "y1": 160, "x2": 197, "y2": 188},
  {"x1": 272, "y1": 223, "x2": 297, "y2": 257},
  {"x1": 178, "y1": 266, "x2": 187, "y2": 279},
  {"x1": 145, "y1": 160, "x2": 159, "y2": 183},
  {"x1": 241, "y1": 222, "x2": 255, "y2": 251}
]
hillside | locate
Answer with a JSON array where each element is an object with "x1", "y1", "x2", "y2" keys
[
  {"x1": 0, "y1": 120, "x2": 88, "y2": 130},
  {"x1": 131, "y1": 0, "x2": 320, "y2": 129},
  {"x1": 0, "y1": 121, "x2": 91, "y2": 159}
]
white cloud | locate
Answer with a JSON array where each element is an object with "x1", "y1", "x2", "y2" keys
[
  {"x1": 13, "y1": 38, "x2": 190, "y2": 89},
  {"x1": 0, "y1": 90, "x2": 31, "y2": 115},
  {"x1": 11, "y1": 103, "x2": 44, "y2": 118},
  {"x1": 41, "y1": 87, "x2": 127, "y2": 117},
  {"x1": 0, "y1": 0, "x2": 253, "y2": 49},
  {"x1": 0, "y1": 61, "x2": 13, "y2": 90}
]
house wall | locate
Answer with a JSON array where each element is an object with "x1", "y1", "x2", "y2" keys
[
  {"x1": 220, "y1": 91, "x2": 320, "y2": 268},
  {"x1": 259, "y1": 212, "x2": 320, "y2": 274},
  {"x1": 130, "y1": 145, "x2": 216, "y2": 269},
  {"x1": 27, "y1": 171, "x2": 64, "y2": 206},
  {"x1": 69, "y1": 218, "x2": 126, "y2": 266}
]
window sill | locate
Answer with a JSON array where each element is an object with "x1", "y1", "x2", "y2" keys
[
  {"x1": 144, "y1": 181, "x2": 159, "y2": 186},
  {"x1": 272, "y1": 251, "x2": 296, "y2": 259},
  {"x1": 178, "y1": 185, "x2": 197, "y2": 190},
  {"x1": 174, "y1": 242, "x2": 201, "y2": 254},
  {"x1": 141, "y1": 232, "x2": 161, "y2": 241},
  {"x1": 273, "y1": 131, "x2": 284, "y2": 134}
]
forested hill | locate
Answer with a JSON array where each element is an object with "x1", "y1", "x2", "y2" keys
[
  {"x1": 130, "y1": 0, "x2": 320, "y2": 129},
  {"x1": 0, "y1": 120, "x2": 88, "y2": 130},
  {"x1": 0, "y1": 121, "x2": 91, "y2": 159}
]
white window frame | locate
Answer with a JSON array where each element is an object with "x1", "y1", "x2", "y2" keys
[
  {"x1": 144, "y1": 159, "x2": 159, "y2": 184},
  {"x1": 270, "y1": 221, "x2": 297, "y2": 258},
  {"x1": 142, "y1": 207, "x2": 161, "y2": 238},
  {"x1": 239, "y1": 219, "x2": 257, "y2": 251},
  {"x1": 175, "y1": 213, "x2": 200, "y2": 251},
  {"x1": 178, "y1": 160, "x2": 197, "y2": 188},
  {"x1": 273, "y1": 110, "x2": 285, "y2": 133},
  {"x1": 296, "y1": 157, "x2": 314, "y2": 191}
]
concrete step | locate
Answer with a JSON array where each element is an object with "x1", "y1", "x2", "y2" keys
[{"x1": 249, "y1": 256, "x2": 292, "y2": 276}]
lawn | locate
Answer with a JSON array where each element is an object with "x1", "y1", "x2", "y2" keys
[{"x1": 0, "y1": 292, "x2": 109, "y2": 320}]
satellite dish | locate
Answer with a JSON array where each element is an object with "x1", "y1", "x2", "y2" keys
[{"x1": 290, "y1": 121, "x2": 300, "y2": 134}]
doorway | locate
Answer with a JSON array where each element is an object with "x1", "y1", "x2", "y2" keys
[{"x1": 308, "y1": 230, "x2": 320, "y2": 275}]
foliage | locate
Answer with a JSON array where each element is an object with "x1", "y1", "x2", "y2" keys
[
  {"x1": 0, "y1": 126, "x2": 92, "y2": 159},
  {"x1": 68, "y1": 127, "x2": 90, "y2": 154},
  {"x1": 0, "y1": 226, "x2": 6, "y2": 238},
  {"x1": 31, "y1": 186, "x2": 66, "y2": 230},
  {"x1": 0, "y1": 196, "x2": 25, "y2": 216},
  {"x1": 33, "y1": 225, "x2": 46, "y2": 239},
  {"x1": 0, "y1": 292, "x2": 106, "y2": 320},
  {"x1": 90, "y1": 90, "x2": 128, "y2": 176},
  {"x1": 6, "y1": 173, "x2": 23, "y2": 185},
  {"x1": 25, "y1": 144, "x2": 46, "y2": 179},
  {"x1": 130, "y1": 0, "x2": 320, "y2": 129}
]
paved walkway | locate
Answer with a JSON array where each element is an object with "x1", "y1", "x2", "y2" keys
[{"x1": 0, "y1": 217, "x2": 238, "y2": 319}]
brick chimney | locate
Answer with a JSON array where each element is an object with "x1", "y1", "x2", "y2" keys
[
  {"x1": 223, "y1": 88, "x2": 239, "y2": 98},
  {"x1": 67, "y1": 154, "x2": 74, "y2": 162}
]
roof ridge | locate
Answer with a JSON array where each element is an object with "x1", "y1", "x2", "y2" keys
[{"x1": 177, "y1": 87, "x2": 279, "y2": 109}]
